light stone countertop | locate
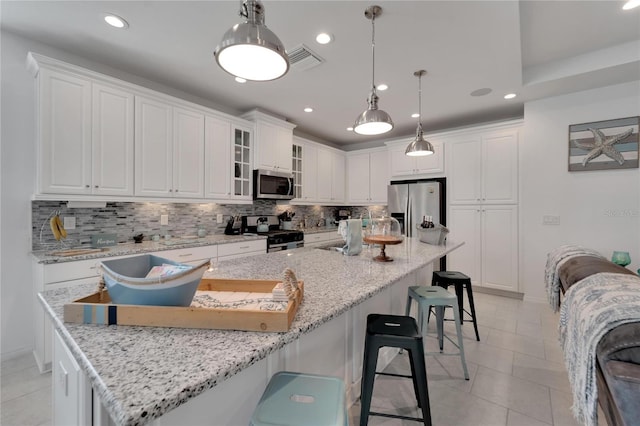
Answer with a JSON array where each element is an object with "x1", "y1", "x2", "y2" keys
[
  {"x1": 38, "y1": 238, "x2": 463, "y2": 426},
  {"x1": 31, "y1": 234, "x2": 267, "y2": 264}
]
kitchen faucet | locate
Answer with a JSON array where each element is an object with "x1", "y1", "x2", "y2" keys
[{"x1": 360, "y1": 209, "x2": 372, "y2": 222}]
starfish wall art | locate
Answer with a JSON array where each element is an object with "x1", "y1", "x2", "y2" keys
[{"x1": 568, "y1": 116, "x2": 639, "y2": 171}]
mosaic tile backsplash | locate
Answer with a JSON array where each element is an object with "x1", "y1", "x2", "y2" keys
[{"x1": 32, "y1": 201, "x2": 386, "y2": 251}]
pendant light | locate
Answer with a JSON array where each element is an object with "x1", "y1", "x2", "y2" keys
[
  {"x1": 214, "y1": 0, "x2": 289, "y2": 81},
  {"x1": 354, "y1": 5, "x2": 393, "y2": 136},
  {"x1": 405, "y1": 70, "x2": 434, "y2": 156}
]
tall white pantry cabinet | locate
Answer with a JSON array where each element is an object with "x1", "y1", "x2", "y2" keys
[{"x1": 445, "y1": 122, "x2": 521, "y2": 293}]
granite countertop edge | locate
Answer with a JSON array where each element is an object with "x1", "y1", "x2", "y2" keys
[{"x1": 40, "y1": 239, "x2": 463, "y2": 426}]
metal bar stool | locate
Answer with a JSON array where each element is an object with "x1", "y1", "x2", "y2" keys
[
  {"x1": 406, "y1": 285, "x2": 470, "y2": 380},
  {"x1": 360, "y1": 313, "x2": 432, "y2": 426},
  {"x1": 431, "y1": 270, "x2": 480, "y2": 342},
  {"x1": 250, "y1": 371, "x2": 348, "y2": 426}
]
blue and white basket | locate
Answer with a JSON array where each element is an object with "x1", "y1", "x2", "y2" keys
[{"x1": 100, "y1": 254, "x2": 209, "y2": 306}]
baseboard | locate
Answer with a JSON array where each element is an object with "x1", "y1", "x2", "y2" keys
[
  {"x1": 473, "y1": 286, "x2": 523, "y2": 300},
  {"x1": 32, "y1": 349, "x2": 51, "y2": 373}
]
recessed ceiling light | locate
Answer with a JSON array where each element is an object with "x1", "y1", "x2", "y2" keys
[
  {"x1": 235, "y1": 77, "x2": 247, "y2": 83},
  {"x1": 470, "y1": 88, "x2": 492, "y2": 97},
  {"x1": 315, "y1": 33, "x2": 333, "y2": 44},
  {"x1": 623, "y1": 0, "x2": 640, "y2": 10},
  {"x1": 104, "y1": 14, "x2": 128, "y2": 29},
  {"x1": 504, "y1": 93, "x2": 517, "y2": 99},
  {"x1": 411, "y1": 113, "x2": 419, "y2": 118},
  {"x1": 377, "y1": 83, "x2": 388, "y2": 91},
  {"x1": 346, "y1": 127, "x2": 354, "y2": 131},
  {"x1": 304, "y1": 107, "x2": 313, "y2": 113}
]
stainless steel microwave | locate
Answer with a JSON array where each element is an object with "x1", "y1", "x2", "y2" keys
[{"x1": 253, "y1": 169, "x2": 295, "y2": 200}]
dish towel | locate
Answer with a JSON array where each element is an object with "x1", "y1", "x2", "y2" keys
[{"x1": 342, "y1": 219, "x2": 363, "y2": 256}]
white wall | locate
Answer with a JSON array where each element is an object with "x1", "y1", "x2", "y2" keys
[
  {"x1": 521, "y1": 81, "x2": 640, "y2": 303},
  {"x1": 1, "y1": 31, "x2": 38, "y2": 360}
]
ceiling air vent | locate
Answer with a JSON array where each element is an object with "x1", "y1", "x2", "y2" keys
[{"x1": 287, "y1": 44, "x2": 324, "y2": 71}]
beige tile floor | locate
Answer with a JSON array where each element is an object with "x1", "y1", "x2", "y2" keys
[{"x1": 1, "y1": 292, "x2": 602, "y2": 426}]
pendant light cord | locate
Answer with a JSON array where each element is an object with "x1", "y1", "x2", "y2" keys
[
  {"x1": 371, "y1": 13, "x2": 376, "y2": 93},
  {"x1": 418, "y1": 73, "x2": 422, "y2": 128}
]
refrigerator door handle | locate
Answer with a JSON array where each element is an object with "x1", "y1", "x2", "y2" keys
[{"x1": 407, "y1": 198, "x2": 412, "y2": 238}]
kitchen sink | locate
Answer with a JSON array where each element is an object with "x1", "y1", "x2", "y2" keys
[{"x1": 316, "y1": 242, "x2": 345, "y2": 252}]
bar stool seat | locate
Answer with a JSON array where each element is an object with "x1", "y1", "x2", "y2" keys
[
  {"x1": 250, "y1": 371, "x2": 347, "y2": 426},
  {"x1": 406, "y1": 285, "x2": 470, "y2": 380},
  {"x1": 360, "y1": 314, "x2": 432, "y2": 426},
  {"x1": 432, "y1": 270, "x2": 480, "y2": 342}
]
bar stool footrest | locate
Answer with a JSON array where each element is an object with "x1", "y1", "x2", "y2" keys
[
  {"x1": 376, "y1": 371, "x2": 413, "y2": 379},
  {"x1": 369, "y1": 411, "x2": 426, "y2": 423}
]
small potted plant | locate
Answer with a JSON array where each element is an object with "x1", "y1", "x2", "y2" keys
[{"x1": 278, "y1": 210, "x2": 295, "y2": 230}]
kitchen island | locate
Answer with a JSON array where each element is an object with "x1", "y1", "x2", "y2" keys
[{"x1": 39, "y1": 238, "x2": 462, "y2": 426}]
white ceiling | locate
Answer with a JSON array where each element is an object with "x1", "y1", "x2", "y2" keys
[{"x1": 2, "y1": 1, "x2": 639, "y2": 147}]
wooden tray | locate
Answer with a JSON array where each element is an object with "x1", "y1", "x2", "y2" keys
[{"x1": 63, "y1": 278, "x2": 304, "y2": 332}]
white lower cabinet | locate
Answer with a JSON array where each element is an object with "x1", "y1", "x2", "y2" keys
[
  {"x1": 218, "y1": 239, "x2": 266, "y2": 260},
  {"x1": 448, "y1": 204, "x2": 518, "y2": 292},
  {"x1": 303, "y1": 231, "x2": 342, "y2": 247},
  {"x1": 53, "y1": 330, "x2": 92, "y2": 426},
  {"x1": 157, "y1": 245, "x2": 217, "y2": 265}
]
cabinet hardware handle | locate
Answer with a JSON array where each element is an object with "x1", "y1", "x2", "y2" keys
[
  {"x1": 178, "y1": 253, "x2": 193, "y2": 257},
  {"x1": 169, "y1": 189, "x2": 173, "y2": 192},
  {"x1": 239, "y1": 246, "x2": 250, "y2": 249},
  {"x1": 175, "y1": 189, "x2": 179, "y2": 192},
  {"x1": 85, "y1": 185, "x2": 90, "y2": 188},
  {"x1": 95, "y1": 185, "x2": 98, "y2": 188}
]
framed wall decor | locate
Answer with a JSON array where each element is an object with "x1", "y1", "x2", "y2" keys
[{"x1": 568, "y1": 116, "x2": 639, "y2": 171}]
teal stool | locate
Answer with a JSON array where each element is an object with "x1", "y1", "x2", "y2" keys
[
  {"x1": 406, "y1": 286, "x2": 470, "y2": 380},
  {"x1": 250, "y1": 371, "x2": 348, "y2": 426}
]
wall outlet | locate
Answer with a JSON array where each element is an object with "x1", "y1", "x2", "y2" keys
[
  {"x1": 63, "y1": 216, "x2": 76, "y2": 229},
  {"x1": 542, "y1": 215, "x2": 560, "y2": 225},
  {"x1": 216, "y1": 214, "x2": 224, "y2": 224},
  {"x1": 160, "y1": 214, "x2": 169, "y2": 225}
]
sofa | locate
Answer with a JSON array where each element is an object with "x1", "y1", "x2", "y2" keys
[{"x1": 557, "y1": 255, "x2": 640, "y2": 426}]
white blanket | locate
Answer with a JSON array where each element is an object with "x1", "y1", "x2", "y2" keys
[
  {"x1": 559, "y1": 272, "x2": 640, "y2": 426},
  {"x1": 544, "y1": 245, "x2": 604, "y2": 312}
]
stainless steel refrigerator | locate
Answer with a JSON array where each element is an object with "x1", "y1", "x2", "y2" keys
[{"x1": 388, "y1": 178, "x2": 447, "y2": 269}]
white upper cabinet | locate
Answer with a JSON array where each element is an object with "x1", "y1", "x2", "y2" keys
[
  {"x1": 447, "y1": 126, "x2": 519, "y2": 205},
  {"x1": 204, "y1": 115, "x2": 231, "y2": 199},
  {"x1": 172, "y1": 106, "x2": 204, "y2": 198},
  {"x1": 36, "y1": 63, "x2": 135, "y2": 196},
  {"x1": 38, "y1": 67, "x2": 92, "y2": 195},
  {"x1": 134, "y1": 95, "x2": 173, "y2": 197},
  {"x1": 92, "y1": 83, "x2": 134, "y2": 196},
  {"x1": 231, "y1": 124, "x2": 253, "y2": 200},
  {"x1": 387, "y1": 139, "x2": 444, "y2": 178},
  {"x1": 293, "y1": 138, "x2": 344, "y2": 205},
  {"x1": 301, "y1": 141, "x2": 318, "y2": 202},
  {"x1": 30, "y1": 53, "x2": 257, "y2": 203},
  {"x1": 346, "y1": 149, "x2": 389, "y2": 205},
  {"x1": 316, "y1": 146, "x2": 345, "y2": 204},
  {"x1": 135, "y1": 97, "x2": 205, "y2": 198},
  {"x1": 243, "y1": 110, "x2": 296, "y2": 173}
]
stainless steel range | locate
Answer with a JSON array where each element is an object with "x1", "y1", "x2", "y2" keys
[{"x1": 241, "y1": 215, "x2": 304, "y2": 253}]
